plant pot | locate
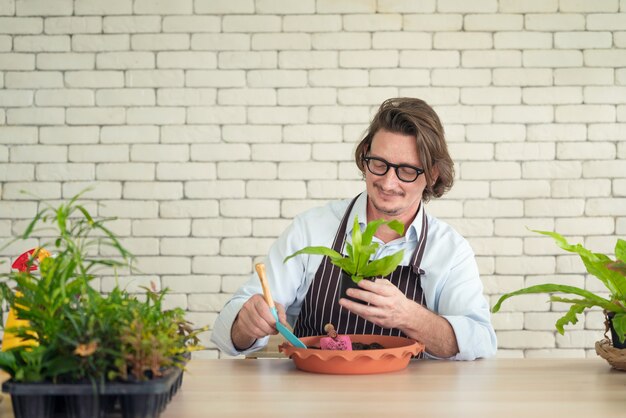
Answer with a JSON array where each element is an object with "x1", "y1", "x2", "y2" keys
[
  {"x1": 339, "y1": 271, "x2": 375, "y2": 304},
  {"x1": 2, "y1": 364, "x2": 185, "y2": 418},
  {"x1": 607, "y1": 312, "x2": 626, "y2": 349}
]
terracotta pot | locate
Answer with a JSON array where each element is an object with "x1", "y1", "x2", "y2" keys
[
  {"x1": 607, "y1": 312, "x2": 626, "y2": 349},
  {"x1": 339, "y1": 271, "x2": 374, "y2": 304}
]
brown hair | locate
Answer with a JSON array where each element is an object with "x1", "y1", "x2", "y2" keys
[{"x1": 354, "y1": 97, "x2": 454, "y2": 202}]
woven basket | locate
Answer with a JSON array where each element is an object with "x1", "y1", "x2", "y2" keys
[{"x1": 595, "y1": 339, "x2": 626, "y2": 371}]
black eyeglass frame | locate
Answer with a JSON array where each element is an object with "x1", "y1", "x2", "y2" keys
[{"x1": 362, "y1": 155, "x2": 425, "y2": 183}]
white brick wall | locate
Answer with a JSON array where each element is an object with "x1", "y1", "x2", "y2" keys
[{"x1": 0, "y1": 0, "x2": 624, "y2": 359}]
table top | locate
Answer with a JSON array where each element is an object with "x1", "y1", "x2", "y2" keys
[{"x1": 1, "y1": 358, "x2": 625, "y2": 418}]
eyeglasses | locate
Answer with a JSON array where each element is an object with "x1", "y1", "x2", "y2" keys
[{"x1": 362, "y1": 156, "x2": 425, "y2": 183}]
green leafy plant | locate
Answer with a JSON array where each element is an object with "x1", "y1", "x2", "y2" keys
[
  {"x1": 492, "y1": 230, "x2": 626, "y2": 344},
  {"x1": 284, "y1": 215, "x2": 405, "y2": 283},
  {"x1": 0, "y1": 191, "x2": 207, "y2": 383}
]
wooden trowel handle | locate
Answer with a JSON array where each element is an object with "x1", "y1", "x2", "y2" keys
[{"x1": 255, "y1": 263, "x2": 275, "y2": 309}]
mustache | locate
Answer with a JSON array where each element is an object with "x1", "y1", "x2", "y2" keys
[{"x1": 373, "y1": 183, "x2": 404, "y2": 196}]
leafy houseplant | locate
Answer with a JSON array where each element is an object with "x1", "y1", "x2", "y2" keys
[
  {"x1": 284, "y1": 216, "x2": 405, "y2": 302},
  {"x1": 492, "y1": 231, "x2": 626, "y2": 349},
  {"x1": 0, "y1": 192, "x2": 206, "y2": 418}
]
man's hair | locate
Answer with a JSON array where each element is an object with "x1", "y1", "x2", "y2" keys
[{"x1": 354, "y1": 97, "x2": 454, "y2": 202}]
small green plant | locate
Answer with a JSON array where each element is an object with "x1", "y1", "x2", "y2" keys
[
  {"x1": 492, "y1": 230, "x2": 626, "y2": 344},
  {"x1": 0, "y1": 191, "x2": 206, "y2": 383},
  {"x1": 284, "y1": 215, "x2": 405, "y2": 283}
]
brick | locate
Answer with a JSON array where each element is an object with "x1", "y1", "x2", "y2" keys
[
  {"x1": 194, "y1": 0, "x2": 253, "y2": 14},
  {"x1": 101, "y1": 238, "x2": 158, "y2": 256},
  {"x1": 465, "y1": 200, "x2": 523, "y2": 218},
  {"x1": 468, "y1": 237, "x2": 523, "y2": 255},
  {"x1": 460, "y1": 162, "x2": 520, "y2": 180},
  {"x1": 0, "y1": 53, "x2": 34, "y2": 70},
  {"x1": 556, "y1": 68, "x2": 614, "y2": 85},
  {"x1": 45, "y1": 16, "x2": 102, "y2": 34},
  {"x1": 465, "y1": 14, "x2": 523, "y2": 31},
  {"x1": 370, "y1": 69, "x2": 430, "y2": 87},
  {"x1": 557, "y1": 142, "x2": 615, "y2": 160},
  {"x1": 317, "y1": 0, "x2": 375, "y2": 13},
  {"x1": 555, "y1": 32, "x2": 612, "y2": 49},
  {"x1": 191, "y1": 144, "x2": 250, "y2": 161},
  {"x1": 253, "y1": 219, "x2": 292, "y2": 237},
  {"x1": 160, "y1": 200, "x2": 218, "y2": 218},
  {"x1": 0, "y1": 163, "x2": 34, "y2": 181},
  {"x1": 523, "y1": 161, "x2": 582, "y2": 179},
  {"x1": 40, "y1": 126, "x2": 98, "y2": 144},
  {"x1": 527, "y1": 124, "x2": 586, "y2": 142},
  {"x1": 586, "y1": 198, "x2": 626, "y2": 216},
  {"x1": 491, "y1": 293, "x2": 551, "y2": 313},
  {"x1": 131, "y1": 34, "x2": 189, "y2": 51},
  {"x1": 126, "y1": 70, "x2": 184, "y2": 87},
  {"x1": 0, "y1": 17, "x2": 41, "y2": 34},
  {"x1": 461, "y1": 87, "x2": 520, "y2": 105},
  {"x1": 188, "y1": 106, "x2": 246, "y2": 124},
  {"x1": 525, "y1": 198, "x2": 585, "y2": 216},
  {"x1": 312, "y1": 143, "x2": 357, "y2": 162},
  {"x1": 133, "y1": 257, "x2": 191, "y2": 275},
  {"x1": 587, "y1": 13, "x2": 626, "y2": 30},
  {"x1": 284, "y1": 124, "x2": 342, "y2": 143},
  {"x1": 584, "y1": 236, "x2": 619, "y2": 255},
  {"x1": 62, "y1": 181, "x2": 122, "y2": 199},
  {"x1": 438, "y1": 0, "x2": 496, "y2": 12},
  {"x1": 435, "y1": 105, "x2": 491, "y2": 124},
  {"x1": 103, "y1": 16, "x2": 161, "y2": 33},
  {"x1": 281, "y1": 199, "x2": 329, "y2": 218},
  {"x1": 72, "y1": 34, "x2": 129, "y2": 51},
  {"x1": 218, "y1": 162, "x2": 276, "y2": 179},
  {"x1": 461, "y1": 50, "x2": 521, "y2": 68},
  {"x1": 218, "y1": 51, "x2": 276, "y2": 69},
  {"x1": 444, "y1": 181, "x2": 490, "y2": 200},
  {"x1": 247, "y1": 70, "x2": 307, "y2": 87},
  {"x1": 5, "y1": 71, "x2": 63, "y2": 88},
  {"x1": 584, "y1": 86, "x2": 626, "y2": 104},
  {"x1": 96, "y1": 163, "x2": 155, "y2": 181},
  {"x1": 373, "y1": 32, "x2": 431, "y2": 50},
  {"x1": 434, "y1": 32, "x2": 492, "y2": 49},
  {"x1": 156, "y1": 51, "x2": 216, "y2": 69},
  {"x1": 248, "y1": 106, "x2": 308, "y2": 124},
  {"x1": 97, "y1": 88, "x2": 155, "y2": 106},
  {"x1": 254, "y1": 0, "x2": 313, "y2": 13},
  {"x1": 222, "y1": 15, "x2": 280, "y2": 32},
  {"x1": 551, "y1": 179, "x2": 611, "y2": 197},
  {"x1": 496, "y1": 255, "x2": 556, "y2": 275},
  {"x1": 99, "y1": 200, "x2": 158, "y2": 219},
  {"x1": 616, "y1": 218, "x2": 626, "y2": 234},
  {"x1": 308, "y1": 180, "x2": 363, "y2": 199},
  {"x1": 403, "y1": 14, "x2": 462, "y2": 31},
  {"x1": 448, "y1": 143, "x2": 493, "y2": 161},
  {"x1": 66, "y1": 107, "x2": 125, "y2": 125},
  {"x1": 162, "y1": 275, "x2": 220, "y2": 293},
  {"x1": 65, "y1": 71, "x2": 124, "y2": 88},
  {"x1": 491, "y1": 312, "x2": 524, "y2": 330},
  {"x1": 400, "y1": 50, "x2": 459, "y2": 68},
  {"x1": 188, "y1": 294, "x2": 233, "y2": 312},
  {"x1": 130, "y1": 145, "x2": 189, "y2": 162},
  {"x1": 560, "y1": 0, "x2": 618, "y2": 12},
  {"x1": 523, "y1": 87, "x2": 582, "y2": 105},
  {"x1": 340, "y1": 50, "x2": 398, "y2": 68},
  {"x1": 283, "y1": 15, "x2": 341, "y2": 32},
  {"x1": 494, "y1": 105, "x2": 553, "y2": 123},
  {"x1": 97, "y1": 51, "x2": 154, "y2": 69},
  {"x1": 221, "y1": 238, "x2": 274, "y2": 256},
  {"x1": 500, "y1": 0, "x2": 558, "y2": 12},
  {"x1": 186, "y1": 70, "x2": 246, "y2": 87},
  {"x1": 523, "y1": 50, "x2": 583, "y2": 67},
  {"x1": 278, "y1": 51, "x2": 337, "y2": 70},
  {"x1": 493, "y1": 69, "x2": 552, "y2": 86},
  {"x1": 555, "y1": 254, "x2": 586, "y2": 275},
  {"x1": 251, "y1": 144, "x2": 311, "y2": 162},
  {"x1": 495, "y1": 218, "x2": 554, "y2": 236},
  {"x1": 495, "y1": 143, "x2": 555, "y2": 161},
  {"x1": 338, "y1": 87, "x2": 400, "y2": 105},
  {"x1": 277, "y1": 87, "x2": 334, "y2": 105},
  {"x1": 0, "y1": 35, "x2": 8, "y2": 51},
  {"x1": 124, "y1": 182, "x2": 183, "y2": 200},
  {"x1": 221, "y1": 199, "x2": 279, "y2": 217},
  {"x1": 556, "y1": 330, "x2": 605, "y2": 348},
  {"x1": 127, "y1": 107, "x2": 185, "y2": 125},
  {"x1": 222, "y1": 125, "x2": 281, "y2": 143},
  {"x1": 525, "y1": 312, "x2": 584, "y2": 331},
  {"x1": 186, "y1": 180, "x2": 245, "y2": 199},
  {"x1": 132, "y1": 219, "x2": 190, "y2": 237},
  {"x1": 0, "y1": 89, "x2": 32, "y2": 107},
  {"x1": 158, "y1": 88, "x2": 216, "y2": 106},
  {"x1": 36, "y1": 53, "x2": 94, "y2": 70},
  {"x1": 36, "y1": 163, "x2": 93, "y2": 181},
  {"x1": 524, "y1": 13, "x2": 585, "y2": 30},
  {"x1": 0, "y1": 0, "x2": 14, "y2": 15},
  {"x1": 465, "y1": 124, "x2": 525, "y2": 142},
  {"x1": 585, "y1": 50, "x2": 626, "y2": 67},
  {"x1": 7, "y1": 108, "x2": 64, "y2": 125},
  {"x1": 134, "y1": 0, "x2": 191, "y2": 14},
  {"x1": 156, "y1": 162, "x2": 215, "y2": 180},
  {"x1": 343, "y1": 14, "x2": 401, "y2": 31},
  {"x1": 246, "y1": 180, "x2": 306, "y2": 198},
  {"x1": 309, "y1": 105, "x2": 370, "y2": 123},
  {"x1": 312, "y1": 33, "x2": 370, "y2": 50},
  {"x1": 16, "y1": 0, "x2": 71, "y2": 15},
  {"x1": 494, "y1": 32, "x2": 552, "y2": 49},
  {"x1": 3, "y1": 182, "x2": 60, "y2": 200},
  {"x1": 192, "y1": 218, "x2": 251, "y2": 237},
  {"x1": 399, "y1": 87, "x2": 459, "y2": 105},
  {"x1": 0, "y1": 126, "x2": 37, "y2": 144},
  {"x1": 555, "y1": 105, "x2": 615, "y2": 123},
  {"x1": 74, "y1": 0, "x2": 131, "y2": 15},
  {"x1": 36, "y1": 89, "x2": 93, "y2": 107},
  {"x1": 491, "y1": 180, "x2": 551, "y2": 198},
  {"x1": 445, "y1": 218, "x2": 494, "y2": 237},
  {"x1": 278, "y1": 162, "x2": 336, "y2": 180},
  {"x1": 589, "y1": 123, "x2": 626, "y2": 141},
  {"x1": 190, "y1": 34, "x2": 249, "y2": 51},
  {"x1": 251, "y1": 33, "x2": 310, "y2": 51},
  {"x1": 101, "y1": 125, "x2": 159, "y2": 144},
  {"x1": 0, "y1": 201, "x2": 37, "y2": 218},
  {"x1": 555, "y1": 217, "x2": 614, "y2": 235},
  {"x1": 69, "y1": 144, "x2": 128, "y2": 163}
]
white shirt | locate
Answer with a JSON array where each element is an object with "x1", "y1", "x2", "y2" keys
[{"x1": 211, "y1": 193, "x2": 497, "y2": 360}]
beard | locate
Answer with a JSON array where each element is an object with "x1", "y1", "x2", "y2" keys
[{"x1": 370, "y1": 183, "x2": 405, "y2": 216}]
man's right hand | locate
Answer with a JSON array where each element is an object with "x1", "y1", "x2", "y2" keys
[{"x1": 230, "y1": 294, "x2": 287, "y2": 351}]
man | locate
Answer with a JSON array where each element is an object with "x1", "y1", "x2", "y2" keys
[{"x1": 211, "y1": 98, "x2": 497, "y2": 360}]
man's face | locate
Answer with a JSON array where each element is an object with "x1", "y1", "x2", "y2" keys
[{"x1": 365, "y1": 129, "x2": 429, "y2": 219}]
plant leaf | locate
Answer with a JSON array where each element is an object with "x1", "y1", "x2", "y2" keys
[
  {"x1": 492, "y1": 284, "x2": 615, "y2": 313},
  {"x1": 615, "y1": 239, "x2": 626, "y2": 263},
  {"x1": 549, "y1": 297, "x2": 595, "y2": 334},
  {"x1": 359, "y1": 250, "x2": 404, "y2": 278},
  {"x1": 611, "y1": 312, "x2": 626, "y2": 344},
  {"x1": 283, "y1": 246, "x2": 344, "y2": 264}
]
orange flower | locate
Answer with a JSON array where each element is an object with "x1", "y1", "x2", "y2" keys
[{"x1": 74, "y1": 341, "x2": 98, "y2": 357}]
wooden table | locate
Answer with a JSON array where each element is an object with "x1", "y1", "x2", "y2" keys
[{"x1": 1, "y1": 359, "x2": 625, "y2": 417}]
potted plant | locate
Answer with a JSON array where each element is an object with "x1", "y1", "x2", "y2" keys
[
  {"x1": 284, "y1": 216, "x2": 405, "y2": 303},
  {"x1": 0, "y1": 192, "x2": 206, "y2": 418},
  {"x1": 492, "y1": 230, "x2": 626, "y2": 352}
]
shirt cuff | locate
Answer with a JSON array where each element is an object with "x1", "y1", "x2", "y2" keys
[
  {"x1": 210, "y1": 299, "x2": 270, "y2": 357},
  {"x1": 441, "y1": 314, "x2": 497, "y2": 361}
]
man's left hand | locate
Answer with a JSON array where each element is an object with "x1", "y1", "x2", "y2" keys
[{"x1": 338, "y1": 278, "x2": 417, "y2": 330}]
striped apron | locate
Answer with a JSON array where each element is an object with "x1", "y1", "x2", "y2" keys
[{"x1": 293, "y1": 194, "x2": 428, "y2": 338}]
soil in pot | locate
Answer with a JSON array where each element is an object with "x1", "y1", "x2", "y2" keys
[
  {"x1": 309, "y1": 342, "x2": 385, "y2": 350},
  {"x1": 339, "y1": 271, "x2": 375, "y2": 304}
]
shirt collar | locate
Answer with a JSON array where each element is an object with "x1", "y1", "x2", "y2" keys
[{"x1": 346, "y1": 192, "x2": 424, "y2": 245}]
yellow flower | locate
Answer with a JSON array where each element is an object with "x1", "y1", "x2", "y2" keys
[{"x1": 74, "y1": 341, "x2": 98, "y2": 357}]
